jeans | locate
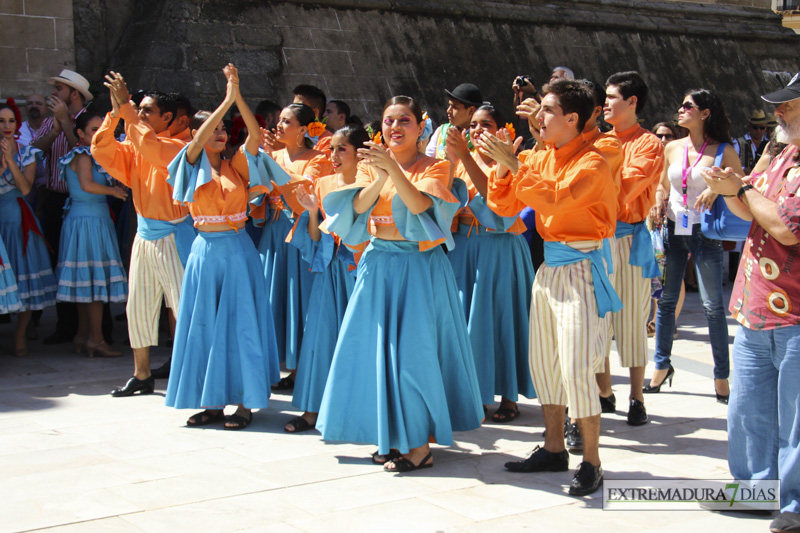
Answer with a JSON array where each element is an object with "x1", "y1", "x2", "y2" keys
[
  {"x1": 728, "y1": 325, "x2": 800, "y2": 513},
  {"x1": 654, "y1": 221, "x2": 729, "y2": 379}
]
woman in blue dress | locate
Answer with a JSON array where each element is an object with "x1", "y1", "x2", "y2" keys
[
  {"x1": 0, "y1": 102, "x2": 57, "y2": 356},
  {"x1": 56, "y1": 111, "x2": 129, "y2": 357},
  {"x1": 165, "y1": 64, "x2": 280, "y2": 430},
  {"x1": 284, "y1": 124, "x2": 368, "y2": 433},
  {"x1": 254, "y1": 104, "x2": 331, "y2": 390},
  {"x1": 445, "y1": 104, "x2": 536, "y2": 422},
  {"x1": 316, "y1": 96, "x2": 484, "y2": 472}
]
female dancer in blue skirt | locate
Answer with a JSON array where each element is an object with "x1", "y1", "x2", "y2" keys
[
  {"x1": 0, "y1": 102, "x2": 57, "y2": 356},
  {"x1": 165, "y1": 64, "x2": 280, "y2": 430},
  {"x1": 316, "y1": 96, "x2": 484, "y2": 472},
  {"x1": 56, "y1": 111, "x2": 129, "y2": 357},
  {"x1": 446, "y1": 104, "x2": 536, "y2": 422},
  {"x1": 284, "y1": 124, "x2": 369, "y2": 433},
  {"x1": 255, "y1": 103, "x2": 332, "y2": 390}
]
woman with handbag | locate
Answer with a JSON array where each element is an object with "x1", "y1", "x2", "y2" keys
[{"x1": 645, "y1": 89, "x2": 742, "y2": 404}]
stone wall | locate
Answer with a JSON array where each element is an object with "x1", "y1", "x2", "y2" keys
[
  {"x1": 0, "y1": 0, "x2": 75, "y2": 100},
  {"x1": 75, "y1": 0, "x2": 798, "y2": 133}
]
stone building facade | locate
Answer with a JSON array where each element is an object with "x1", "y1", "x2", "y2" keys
[{"x1": 2, "y1": 0, "x2": 798, "y2": 132}]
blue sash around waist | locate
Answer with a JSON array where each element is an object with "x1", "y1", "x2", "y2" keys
[
  {"x1": 543, "y1": 240, "x2": 623, "y2": 317},
  {"x1": 136, "y1": 214, "x2": 196, "y2": 266},
  {"x1": 614, "y1": 221, "x2": 660, "y2": 278}
]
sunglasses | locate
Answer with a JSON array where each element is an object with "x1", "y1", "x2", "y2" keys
[
  {"x1": 751, "y1": 125, "x2": 766, "y2": 130},
  {"x1": 657, "y1": 133, "x2": 676, "y2": 140},
  {"x1": 679, "y1": 102, "x2": 697, "y2": 111}
]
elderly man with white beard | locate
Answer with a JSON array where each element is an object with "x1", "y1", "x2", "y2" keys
[{"x1": 703, "y1": 74, "x2": 800, "y2": 533}]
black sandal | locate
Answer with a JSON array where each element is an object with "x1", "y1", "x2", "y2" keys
[
  {"x1": 186, "y1": 409, "x2": 225, "y2": 427},
  {"x1": 491, "y1": 406, "x2": 521, "y2": 423},
  {"x1": 371, "y1": 448, "x2": 402, "y2": 465},
  {"x1": 271, "y1": 375, "x2": 295, "y2": 391},
  {"x1": 384, "y1": 451, "x2": 433, "y2": 473},
  {"x1": 284, "y1": 416, "x2": 314, "y2": 433},
  {"x1": 224, "y1": 411, "x2": 253, "y2": 430}
]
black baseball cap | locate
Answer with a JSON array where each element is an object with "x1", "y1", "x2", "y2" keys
[{"x1": 762, "y1": 73, "x2": 800, "y2": 104}]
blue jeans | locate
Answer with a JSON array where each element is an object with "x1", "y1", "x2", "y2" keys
[
  {"x1": 654, "y1": 221, "x2": 729, "y2": 379},
  {"x1": 728, "y1": 325, "x2": 800, "y2": 513}
]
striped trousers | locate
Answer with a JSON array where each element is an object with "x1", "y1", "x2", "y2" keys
[
  {"x1": 126, "y1": 233, "x2": 184, "y2": 349},
  {"x1": 603, "y1": 234, "x2": 651, "y2": 368},
  {"x1": 529, "y1": 247, "x2": 609, "y2": 419}
]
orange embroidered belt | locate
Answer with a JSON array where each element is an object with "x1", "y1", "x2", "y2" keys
[{"x1": 193, "y1": 211, "x2": 247, "y2": 226}]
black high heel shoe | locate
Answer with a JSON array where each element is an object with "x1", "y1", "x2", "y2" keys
[
  {"x1": 643, "y1": 365, "x2": 675, "y2": 393},
  {"x1": 715, "y1": 380, "x2": 730, "y2": 405}
]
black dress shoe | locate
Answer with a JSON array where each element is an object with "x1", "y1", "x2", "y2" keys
[
  {"x1": 43, "y1": 330, "x2": 75, "y2": 345},
  {"x1": 151, "y1": 358, "x2": 171, "y2": 380},
  {"x1": 627, "y1": 398, "x2": 649, "y2": 426},
  {"x1": 111, "y1": 376, "x2": 155, "y2": 397},
  {"x1": 567, "y1": 424, "x2": 583, "y2": 455},
  {"x1": 565, "y1": 423, "x2": 583, "y2": 454},
  {"x1": 505, "y1": 445, "x2": 569, "y2": 473},
  {"x1": 600, "y1": 393, "x2": 616, "y2": 414},
  {"x1": 569, "y1": 461, "x2": 603, "y2": 496}
]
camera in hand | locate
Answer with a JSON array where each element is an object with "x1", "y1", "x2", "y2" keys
[{"x1": 514, "y1": 75, "x2": 533, "y2": 88}]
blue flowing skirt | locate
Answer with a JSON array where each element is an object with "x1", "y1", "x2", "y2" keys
[
  {"x1": 256, "y1": 210, "x2": 315, "y2": 369},
  {"x1": 166, "y1": 230, "x2": 280, "y2": 409},
  {"x1": 0, "y1": 235, "x2": 22, "y2": 314},
  {"x1": 449, "y1": 225, "x2": 537, "y2": 404},
  {"x1": 292, "y1": 256, "x2": 355, "y2": 413},
  {"x1": 56, "y1": 200, "x2": 128, "y2": 303},
  {"x1": 0, "y1": 193, "x2": 56, "y2": 311},
  {"x1": 317, "y1": 239, "x2": 484, "y2": 454}
]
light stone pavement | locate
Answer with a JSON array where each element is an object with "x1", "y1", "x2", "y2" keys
[{"x1": 0, "y1": 286, "x2": 778, "y2": 532}]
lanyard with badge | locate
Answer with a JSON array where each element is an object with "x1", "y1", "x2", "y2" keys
[{"x1": 677, "y1": 137, "x2": 709, "y2": 235}]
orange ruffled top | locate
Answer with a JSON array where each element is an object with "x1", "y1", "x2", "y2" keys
[
  {"x1": 251, "y1": 147, "x2": 333, "y2": 224},
  {"x1": 322, "y1": 157, "x2": 455, "y2": 251},
  {"x1": 174, "y1": 147, "x2": 270, "y2": 231},
  {"x1": 453, "y1": 156, "x2": 526, "y2": 235}
]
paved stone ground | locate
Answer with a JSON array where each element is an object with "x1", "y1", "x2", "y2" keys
[{"x1": 0, "y1": 288, "x2": 779, "y2": 532}]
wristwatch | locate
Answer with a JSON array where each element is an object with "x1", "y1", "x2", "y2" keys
[{"x1": 737, "y1": 184, "x2": 755, "y2": 202}]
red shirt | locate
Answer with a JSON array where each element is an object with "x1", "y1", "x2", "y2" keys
[{"x1": 731, "y1": 144, "x2": 800, "y2": 330}]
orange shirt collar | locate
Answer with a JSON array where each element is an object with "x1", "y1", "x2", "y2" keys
[
  {"x1": 553, "y1": 133, "x2": 589, "y2": 164},
  {"x1": 612, "y1": 123, "x2": 643, "y2": 142}
]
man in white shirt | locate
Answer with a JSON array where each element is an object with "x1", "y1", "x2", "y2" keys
[{"x1": 17, "y1": 94, "x2": 47, "y2": 146}]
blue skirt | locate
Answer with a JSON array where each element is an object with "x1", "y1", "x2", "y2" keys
[
  {"x1": 56, "y1": 200, "x2": 128, "y2": 303},
  {"x1": 0, "y1": 235, "x2": 22, "y2": 314},
  {"x1": 166, "y1": 230, "x2": 280, "y2": 409},
  {"x1": 317, "y1": 239, "x2": 484, "y2": 454},
  {"x1": 0, "y1": 193, "x2": 56, "y2": 311},
  {"x1": 292, "y1": 255, "x2": 355, "y2": 413},
  {"x1": 256, "y1": 209, "x2": 315, "y2": 369},
  {"x1": 449, "y1": 225, "x2": 537, "y2": 404}
]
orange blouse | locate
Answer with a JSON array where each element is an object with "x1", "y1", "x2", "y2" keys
[
  {"x1": 322, "y1": 157, "x2": 454, "y2": 251},
  {"x1": 314, "y1": 130, "x2": 333, "y2": 156},
  {"x1": 91, "y1": 103, "x2": 191, "y2": 222},
  {"x1": 454, "y1": 156, "x2": 526, "y2": 235},
  {"x1": 172, "y1": 148, "x2": 270, "y2": 231},
  {"x1": 268, "y1": 148, "x2": 333, "y2": 216},
  {"x1": 611, "y1": 124, "x2": 665, "y2": 224},
  {"x1": 487, "y1": 134, "x2": 617, "y2": 243}
]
